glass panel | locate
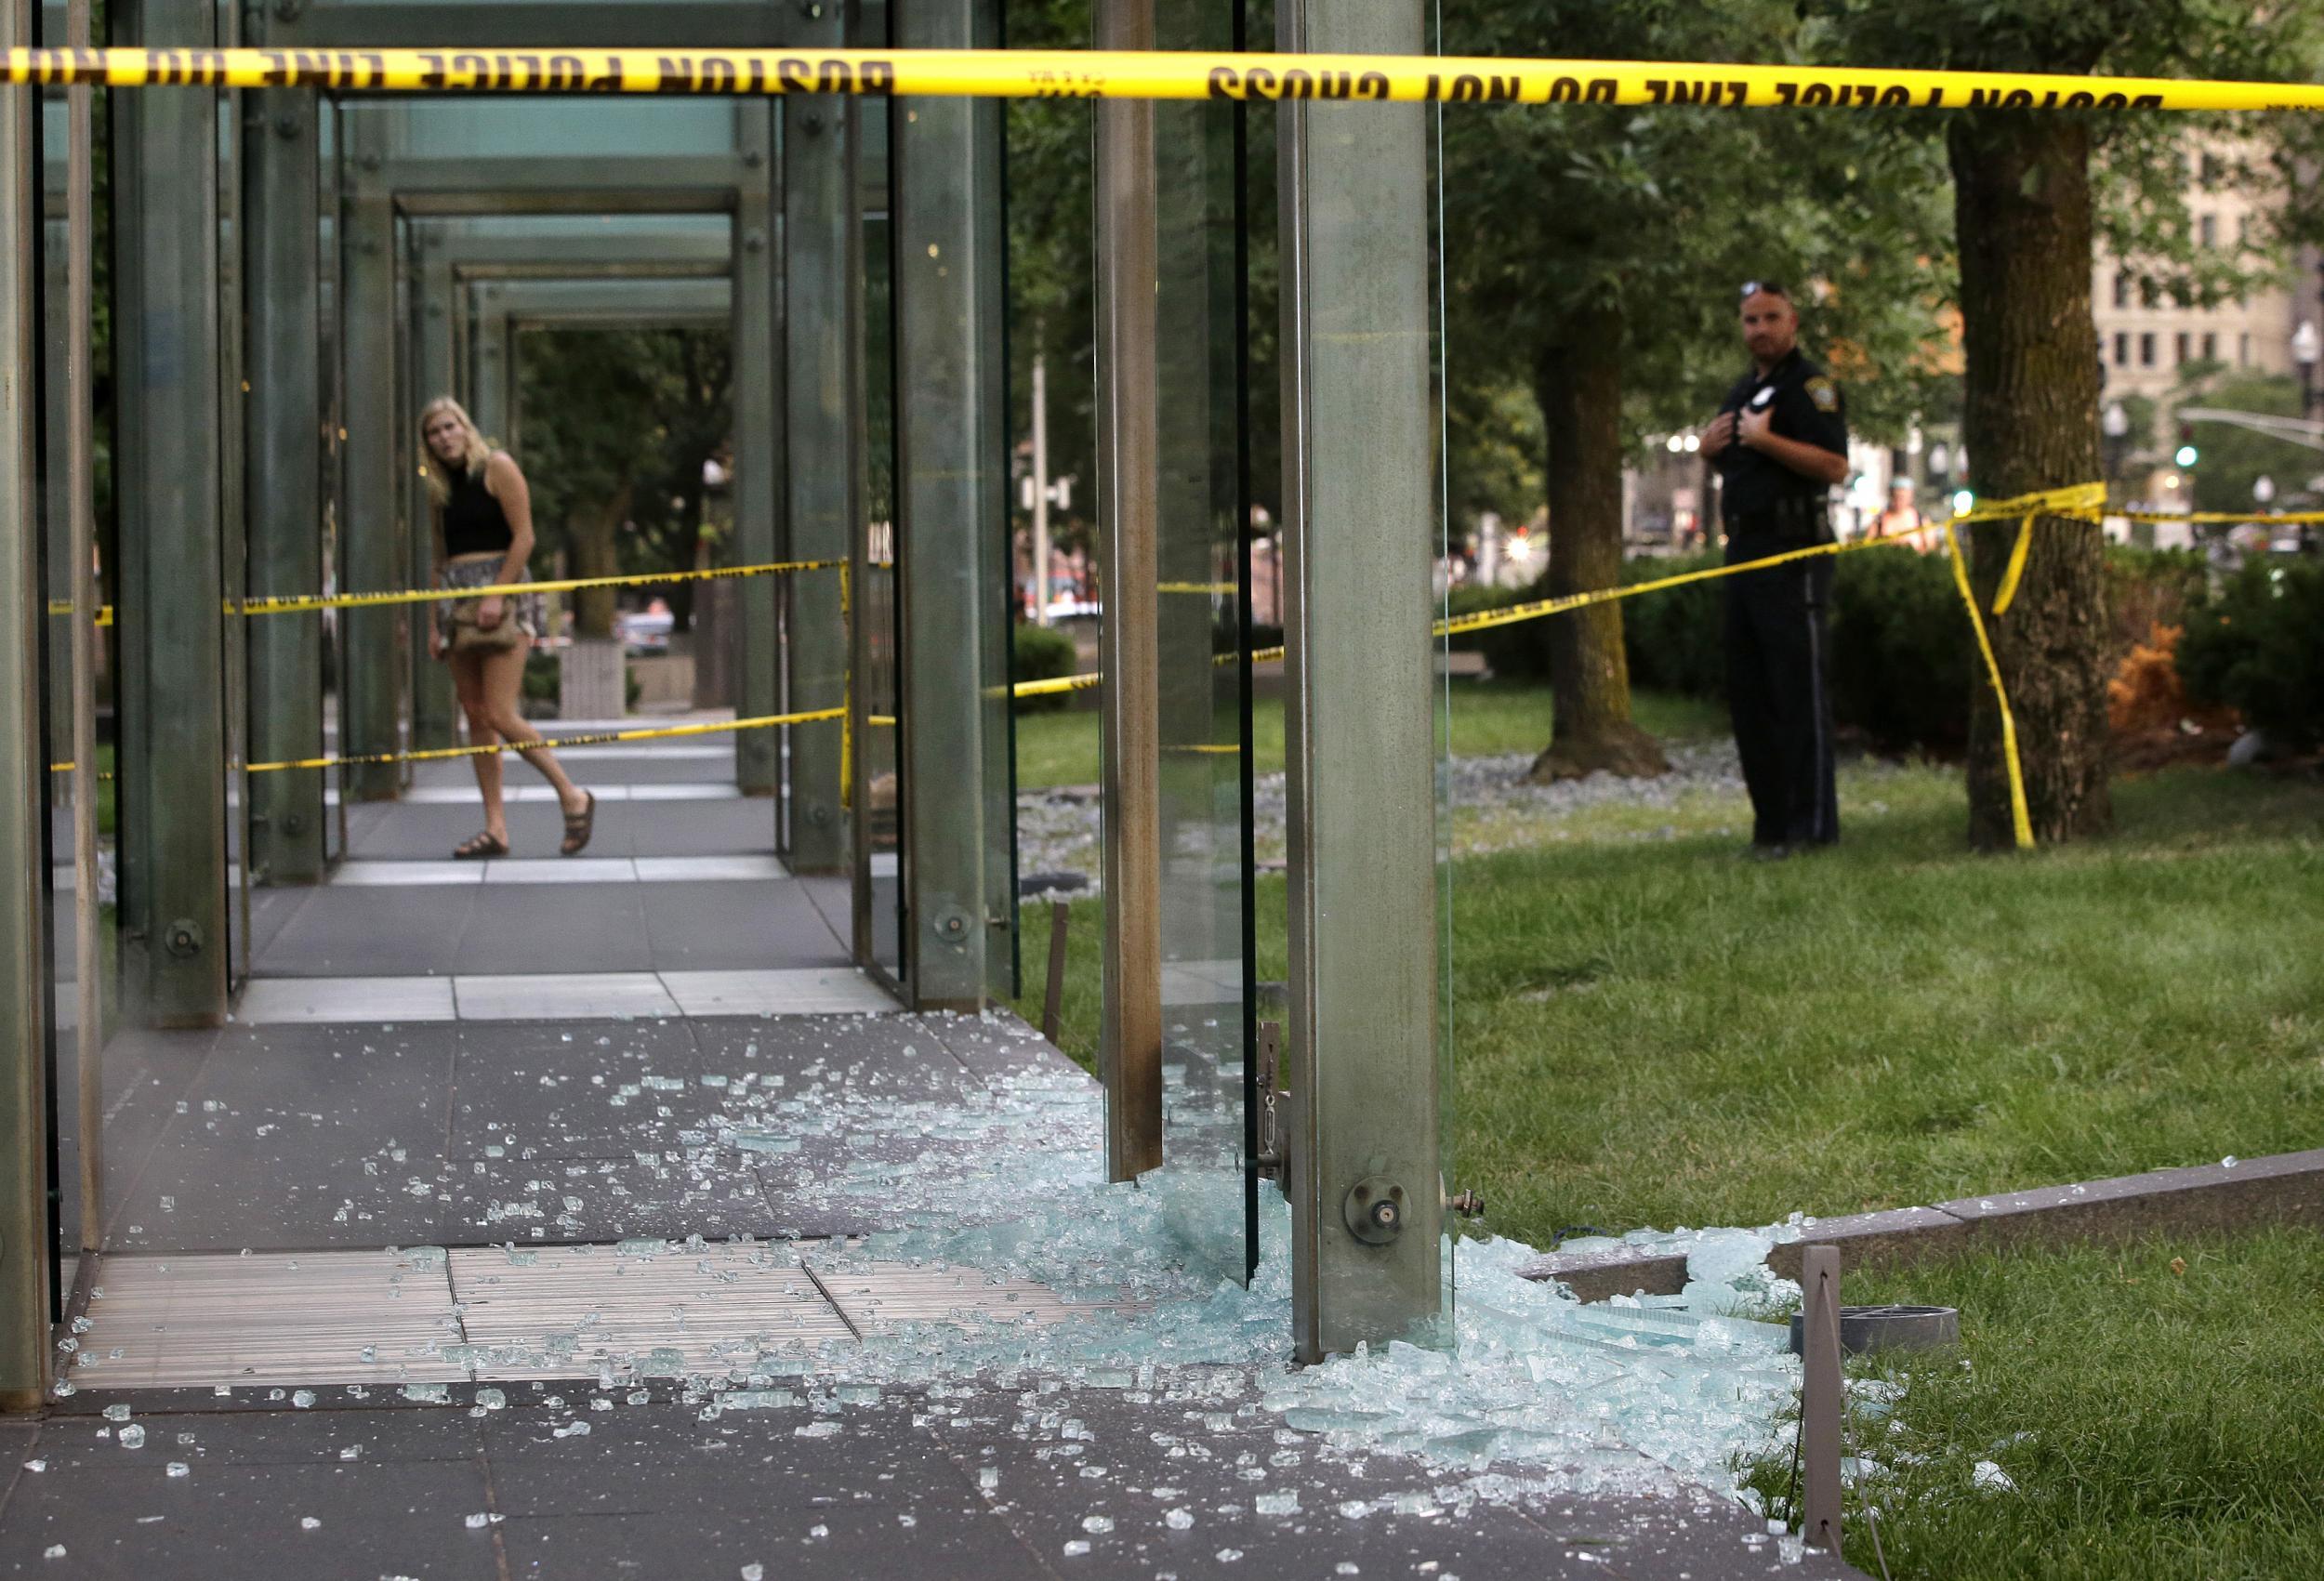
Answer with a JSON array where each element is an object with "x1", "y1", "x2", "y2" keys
[
  {"x1": 1152, "y1": 76, "x2": 1254, "y2": 1282},
  {"x1": 319, "y1": 176, "x2": 346, "y2": 870},
  {"x1": 1426, "y1": 0, "x2": 1458, "y2": 1335},
  {"x1": 858, "y1": 97, "x2": 905, "y2": 982},
  {"x1": 219, "y1": 91, "x2": 253, "y2": 992},
  {"x1": 376, "y1": 101, "x2": 739, "y2": 162}
]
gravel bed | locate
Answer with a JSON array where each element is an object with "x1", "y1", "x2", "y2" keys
[{"x1": 1018, "y1": 740, "x2": 1767, "y2": 891}]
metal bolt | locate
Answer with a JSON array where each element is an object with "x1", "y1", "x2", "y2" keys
[
  {"x1": 1447, "y1": 1189, "x2": 1485, "y2": 1219},
  {"x1": 1343, "y1": 1175, "x2": 1406, "y2": 1245}
]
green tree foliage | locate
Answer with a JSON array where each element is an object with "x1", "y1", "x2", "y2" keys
[
  {"x1": 1811, "y1": 0, "x2": 2324, "y2": 846},
  {"x1": 2172, "y1": 367, "x2": 2317, "y2": 514},
  {"x1": 1439, "y1": 0, "x2": 1952, "y2": 778},
  {"x1": 512, "y1": 327, "x2": 732, "y2": 637}
]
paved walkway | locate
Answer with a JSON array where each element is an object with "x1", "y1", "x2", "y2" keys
[{"x1": 27, "y1": 734, "x2": 1861, "y2": 1579}]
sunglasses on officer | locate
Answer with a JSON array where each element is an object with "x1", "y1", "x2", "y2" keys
[{"x1": 1739, "y1": 280, "x2": 1789, "y2": 300}]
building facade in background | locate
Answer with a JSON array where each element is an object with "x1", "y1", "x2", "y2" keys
[{"x1": 2091, "y1": 146, "x2": 2307, "y2": 423}]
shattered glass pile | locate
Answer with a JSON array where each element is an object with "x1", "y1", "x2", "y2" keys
[
  {"x1": 670, "y1": 1014, "x2": 1799, "y2": 1501},
  {"x1": 76, "y1": 1009, "x2": 1808, "y2": 1519}
]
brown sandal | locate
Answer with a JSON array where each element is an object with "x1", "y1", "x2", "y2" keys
[
  {"x1": 454, "y1": 831, "x2": 509, "y2": 861},
  {"x1": 560, "y1": 791, "x2": 597, "y2": 856}
]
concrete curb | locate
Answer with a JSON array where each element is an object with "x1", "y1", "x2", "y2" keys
[{"x1": 1521, "y1": 1147, "x2": 2324, "y2": 1302}]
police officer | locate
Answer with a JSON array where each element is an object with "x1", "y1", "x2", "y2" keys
[{"x1": 1698, "y1": 281, "x2": 1849, "y2": 858}]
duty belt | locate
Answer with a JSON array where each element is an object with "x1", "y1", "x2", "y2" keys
[{"x1": 1728, "y1": 495, "x2": 1833, "y2": 545}]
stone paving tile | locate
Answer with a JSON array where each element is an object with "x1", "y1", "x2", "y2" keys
[
  {"x1": 638, "y1": 882, "x2": 850, "y2": 969},
  {"x1": 928, "y1": 1008, "x2": 1089, "y2": 1084},
  {"x1": 0, "y1": 1456, "x2": 500, "y2": 1579},
  {"x1": 103, "y1": 1136, "x2": 448, "y2": 1254},
  {"x1": 929, "y1": 1381, "x2": 1861, "y2": 1581},
  {"x1": 434, "y1": 1154, "x2": 784, "y2": 1245},
  {"x1": 455, "y1": 972, "x2": 677, "y2": 1021},
  {"x1": 447, "y1": 1038, "x2": 731, "y2": 1161},
  {"x1": 482, "y1": 1399, "x2": 1054, "y2": 1580},
  {"x1": 454, "y1": 893, "x2": 658, "y2": 978},
  {"x1": 234, "y1": 974, "x2": 458, "y2": 1023},
  {"x1": 30, "y1": 1408, "x2": 482, "y2": 1468},
  {"x1": 249, "y1": 886, "x2": 476, "y2": 979}
]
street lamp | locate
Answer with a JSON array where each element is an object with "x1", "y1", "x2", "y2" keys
[
  {"x1": 2102, "y1": 402, "x2": 2130, "y2": 488},
  {"x1": 2294, "y1": 320, "x2": 2320, "y2": 420}
]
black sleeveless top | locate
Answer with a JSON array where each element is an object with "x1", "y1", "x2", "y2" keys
[{"x1": 442, "y1": 461, "x2": 514, "y2": 559}]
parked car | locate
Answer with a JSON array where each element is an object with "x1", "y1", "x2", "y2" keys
[{"x1": 614, "y1": 603, "x2": 675, "y2": 656}]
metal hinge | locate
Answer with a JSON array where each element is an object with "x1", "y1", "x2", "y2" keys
[{"x1": 1251, "y1": 1020, "x2": 1288, "y2": 1179}]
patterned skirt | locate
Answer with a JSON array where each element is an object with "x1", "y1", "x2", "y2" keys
[{"x1": 436, "y1": 554, "x2": 545, "y2": 652}]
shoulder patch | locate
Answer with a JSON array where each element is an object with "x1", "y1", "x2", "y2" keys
[{"x1": 1804, "y1": 376, "x2": 1839, "y2": 413}]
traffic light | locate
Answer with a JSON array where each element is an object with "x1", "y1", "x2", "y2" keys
[{"x1": 2175, "y1": 422, "x2": 2199, "y2": 469}]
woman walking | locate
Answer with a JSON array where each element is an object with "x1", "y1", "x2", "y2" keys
[{"x1": 420, "y1": 395, "x2": 596, "y2": 859}]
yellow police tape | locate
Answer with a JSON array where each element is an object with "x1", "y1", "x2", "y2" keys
[
  {"x1": 1013, "y1": 526, "x2": 2043, "y2": 847},
  {"x1": 11, "y1": 46, "x2": 2324, "y2": 112},
  {"x1": 1939, "y1": 522, "x2": 2036, "y2": 849},
  {"x1": 47, "y1": 705, "x2": 847, "y2": 778},
  {"x1": 1946, "y1": 482, "x2": 2109, "y2": 616},
  {"x1": 43, "y1": 556, "x2": 838, "y2": 627},
  {"x1": 241, "y1": 706, "x2": 847, "y2": 775},
  {"x1": 2124, "y1": 508, "x2": 2324, "y2": 522}
]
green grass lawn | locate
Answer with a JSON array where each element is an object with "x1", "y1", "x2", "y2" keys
[
  {"x1": 1010, "y1": 680, "x2": 1729, "y2": 791},
  {"x1": 1014, "y1": 744, "x2": 2324, "y2": 1243},
  {"x1": 1741, "y1": 1228, "x2": 2324, "y2": 1581},
  {"x1": 1010, "y1": 691, "x2": 2324, "y2": 1581}
]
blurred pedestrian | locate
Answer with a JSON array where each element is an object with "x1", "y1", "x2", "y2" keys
[{"x1": 420, "y1": 395, "x2": 596, "y2": 860}]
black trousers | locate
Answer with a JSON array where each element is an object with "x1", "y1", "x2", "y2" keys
[{"x1": 1723, "y1": 549, "x2": 1838, "y2": 849}]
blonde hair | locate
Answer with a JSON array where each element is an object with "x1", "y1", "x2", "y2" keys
[{"x1": 418, "y1": 395, "x2": 495, "y2": 507}]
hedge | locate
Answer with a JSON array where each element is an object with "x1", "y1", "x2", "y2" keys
[
  {"x1": 2177, "y1": 557, "x2": 2324, "y2": 749},
  {"x1": 1446, "y1": 541, "x2": 2207, "y2": 755},
  {"x1": 1011, "y1": 621, "x2": 1082, "y2": 713}
]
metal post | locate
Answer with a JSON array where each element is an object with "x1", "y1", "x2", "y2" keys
[
  {"x1": 1030, "y1": 351, "x2": 1050, "y2": 623},
  {"x1": 244, "y1": 85, "x2": 325, "y2": 883},
  {"x1": 1096, "y1": 0, "x2": 1165, "y2": 1181},
  {"x1": 114, "y1": 0, "x2": 228, "y2": 1026},
  {"x1": 1, "y1": 0, "x2": 58, "y2": 1405},
  {"x1": 1278, "y1": 0, "x2": 1440, "y2": 1361},
  {"x1": 470, "y1": 283, "x2": 510, "y2": 439},
  {"x1": 40, "y1": 204, "x2": 69, "y2": 796},
  {"x1": 782, "y1": 74, "x2": 858, "y2": 874},
  {"x1": 338, "y1": 112, "x2": 403, "y2": 801},
  {"x1": 891, "y1": 0, "x2": 1015, "y2": 1008},
  {"x1": 66, "y1": 0, "x2": 102, "y2": 1250},
  {"x1": 733, "y1": 104, "x2": 782, "y2": 796},
  {"x1": 1799, "y1": 1245, "x2": 1844, "y2": 1551},
  {"x1": 407, "y1": 235, "x2": 457, "y2": 751}
]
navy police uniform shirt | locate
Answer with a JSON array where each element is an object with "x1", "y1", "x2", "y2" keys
[{"x1": 1715, "y1": 349, "x2": 1847, "y2": 549}]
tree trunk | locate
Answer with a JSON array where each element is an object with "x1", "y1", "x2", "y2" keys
[
  {"x1": 1527, "y1": 308, "x2": 1669, "y2": 782},
  {"x1": 568, "y1": 480, "x2": 632, "y2": 639},
  {"x1": 1949, "y1": 115, "x2": 2113, "y2": 849}
]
